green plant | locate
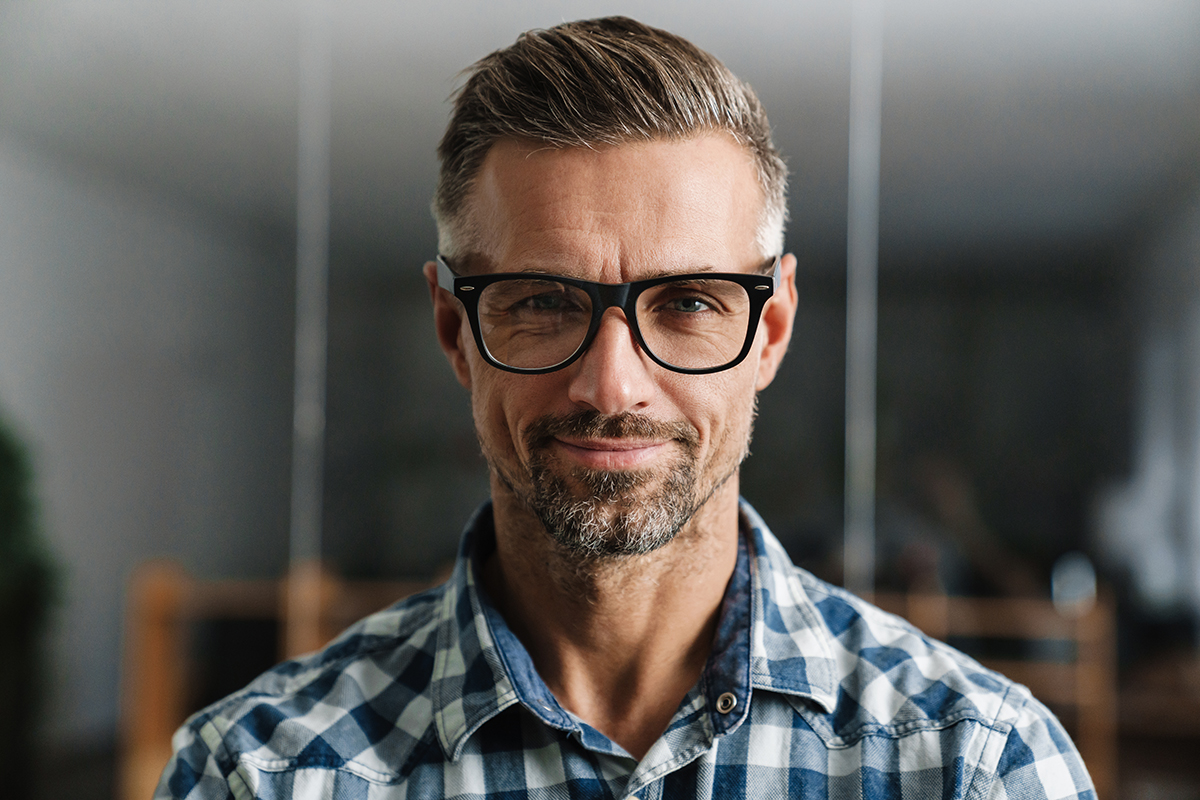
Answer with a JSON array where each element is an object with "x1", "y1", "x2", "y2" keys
[{"x1": 0, "y1": 412, "x2": 57, "y2": 797}]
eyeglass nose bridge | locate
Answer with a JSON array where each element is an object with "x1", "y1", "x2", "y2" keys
[{"x1": 568, "y1": 281, "x2": 653, "y2": 366}]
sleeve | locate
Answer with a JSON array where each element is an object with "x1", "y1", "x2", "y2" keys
[
  {"x1": 983, "y1": 696, "x2": 1096, "y2": 800},
  {"x1": 153, "y1": 720, "x2": 240, "y2": 800}
]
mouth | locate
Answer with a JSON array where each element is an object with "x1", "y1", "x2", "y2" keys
[
  {"x1": 523, "y1": 410, "x2": 699, "y2": 476},
  {"x1": 551, "y1": 436, "x2": 671, "y2": 471}
]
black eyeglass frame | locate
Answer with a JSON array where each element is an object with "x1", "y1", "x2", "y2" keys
[{"x1": 436, "y1": 255, "x2": 781, "y2": 375}]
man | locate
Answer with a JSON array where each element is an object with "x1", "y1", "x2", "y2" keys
[{"x1": 159, "y1": 17, "x2": 1094, "y2": 799}]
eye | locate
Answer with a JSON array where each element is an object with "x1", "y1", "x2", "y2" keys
[
  {"x1": 663, "y1": 296, "x2": 714, "y2": 314},
  {"x1": 651, "y1": 281, "x2": 729, "y2": 314},
  {"x1": 525, "y1": 292, "x2": 568, "y2": 310},
  {"x1": 517, "y1": 289, "x2": 585, "y2": 313},
  {"x1": 482, "y1": 279, "x2": 589, "y2": 318}
]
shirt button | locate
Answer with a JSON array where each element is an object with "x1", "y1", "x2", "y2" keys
[{"x1": 716, "y1": 692, "x2": 737, "y2": 714}]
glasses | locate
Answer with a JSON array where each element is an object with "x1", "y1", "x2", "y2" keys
[{"x1": 436, "y1": 255, "x2": 780, "y2": 375}]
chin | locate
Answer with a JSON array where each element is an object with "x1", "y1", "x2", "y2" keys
[{"x1": 526, "y1": 460, "x2": 702, "y2": 558}]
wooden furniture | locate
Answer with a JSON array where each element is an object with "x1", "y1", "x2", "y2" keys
[
  {"x1": 870, "y1": 592, "x2": 1118, "y2": 800},
  {"x1": 118, "y1": 560, "x2": 434, "y2": 800}
]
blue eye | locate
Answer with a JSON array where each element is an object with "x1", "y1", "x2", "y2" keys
[{"x1": 665, "y1": 296, "x2": 714, "y2": 314}]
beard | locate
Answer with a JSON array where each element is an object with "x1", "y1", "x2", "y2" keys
[{"x1": 483, "y1": 409, "x2": 748, "y2": 559}]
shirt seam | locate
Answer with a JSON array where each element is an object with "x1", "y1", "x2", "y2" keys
[{"x1": 963, "y1": 679, "x2": 1020, "y2": 800}]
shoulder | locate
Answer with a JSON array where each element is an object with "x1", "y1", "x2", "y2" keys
[
  {"x1": 759, "y1": 570, "x2": 1092, "y2": 795},
  {"x1": 797, "y1": 572, "x2": 1033, "y2": 732},
  {"x1": 744, "y1": 507, "x2": 1074, "y2": 753},
  {"x1": 157, "y1": 584, "x2": 448, "y2": 798}
]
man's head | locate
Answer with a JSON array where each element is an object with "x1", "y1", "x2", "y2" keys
[
  {"x1": 432, "y1": 16, "x2": 788, "y2": 261},
  {"x1": 426, "y1": 18, "x2": 797, "y2": 560}
]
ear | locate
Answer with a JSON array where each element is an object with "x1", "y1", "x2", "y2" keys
[
  {"x1": 423, "y1": 261, "x2": 473, "y2": 390},
  {"x1": 754, "y1": 253, "x2": 798, "y2": 391}
]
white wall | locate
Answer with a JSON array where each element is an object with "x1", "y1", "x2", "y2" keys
[
  {"x1": 1096, "y1": 193, "x2": 1200, "y2": 617},
  {"x1": 0, "y1": 138, "x2": 293, "y2": 748}
]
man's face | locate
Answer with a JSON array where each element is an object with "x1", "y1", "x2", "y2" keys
[{"x1": 426, "y1": 135, "x2": 796, "y2": 556}]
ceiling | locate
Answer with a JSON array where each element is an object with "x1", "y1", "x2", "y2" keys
[{"x1": 1, "y1": 0, "x2": 1198, "y2": 272}]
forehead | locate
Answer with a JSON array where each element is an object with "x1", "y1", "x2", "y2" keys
[{"x1": 463, "y1": 135, "x2": 763, "y2": 279}]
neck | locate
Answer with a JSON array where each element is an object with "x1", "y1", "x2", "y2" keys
[{"x1": 480, "y1": 478, "x2": 741, "y2": 760}]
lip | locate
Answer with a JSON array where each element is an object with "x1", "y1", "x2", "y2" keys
[{"x1": 551, "y1": 436, "x2": 670, "y2": 470}]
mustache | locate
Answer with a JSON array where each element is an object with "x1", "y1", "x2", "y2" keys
[{"x1": 524, "y1": 410, "x2": 699, "y2": 452}]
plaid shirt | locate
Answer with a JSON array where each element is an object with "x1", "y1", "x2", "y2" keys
[{"x1": 158, "y1": 501, "x2": 1094, "y2": 800}]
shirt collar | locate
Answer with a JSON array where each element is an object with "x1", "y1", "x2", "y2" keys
[
  {"x1": 740, "y1": 501, "x2": 839, "y2": 711},
  {"x1": 430, "y1": 500, "x2": 838, "y2": 760},
  {"x1": 430, "y1": 505, "x2": 521, "y2": 760}
]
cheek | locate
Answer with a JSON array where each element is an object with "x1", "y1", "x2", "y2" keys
[
  {"x1": 469, "y1": 371, "x2": 557, "y2": 461},
  {"x1": 713, "y1": 388, "x2": 758, "y2": 454},
  {"x1": 662, "y1": 369, "x2": 758, "y2": 453},
  {"x1": 469, "y1": 370, "x2": 518, "y2": 458}
]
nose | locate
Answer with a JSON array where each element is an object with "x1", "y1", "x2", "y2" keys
[{"x1": 566, "y1": 308, "x2": 657, "y2": 414}]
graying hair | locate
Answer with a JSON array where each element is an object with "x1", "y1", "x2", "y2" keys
[{"x1": 432, "y1": 16, "x2": 788, "y2": 260}]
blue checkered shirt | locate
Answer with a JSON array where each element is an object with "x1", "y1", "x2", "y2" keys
[{"x1": 157, "y1": 501, "x2": 1094, "y2": 799}]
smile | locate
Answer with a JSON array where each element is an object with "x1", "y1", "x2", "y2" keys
[{"x1": 551, "y1": 437, "x2": 671, "y2": 471}]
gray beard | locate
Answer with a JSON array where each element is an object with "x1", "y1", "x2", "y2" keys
[
  {"x1": 486, "y1": 410, "x2": 742, "y2": 559},
  {"x1": 527, "y1": 448, "x2": 699, "y2": 558}
]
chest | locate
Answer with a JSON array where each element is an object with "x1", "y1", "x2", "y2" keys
[{"x1": 231, "y1": 704, "x2": 993, "y2": 800}]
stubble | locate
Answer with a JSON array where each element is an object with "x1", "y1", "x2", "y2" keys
[{"x1": 482, "y1": 409, "x2": 751, "y2": 560}]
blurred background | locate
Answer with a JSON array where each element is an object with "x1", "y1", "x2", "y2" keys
[{"x1": 0, "y1": 0, "x2": 1198, "y2": 797}]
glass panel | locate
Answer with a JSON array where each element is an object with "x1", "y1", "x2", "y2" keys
[
  {"x1": 478, "y1": 278, "x2": 592, "y2": 368},
  {"x1": 636, "y1": 279, "x2": 751, "y2": 369}
]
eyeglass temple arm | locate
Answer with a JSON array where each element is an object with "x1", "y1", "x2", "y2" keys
[{"x1": 435, "y1": 256, "x2": 458, "y2": 292}]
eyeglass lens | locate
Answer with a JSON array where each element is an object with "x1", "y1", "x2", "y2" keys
[{"x1": 476, "y1": 276, "x2": 754, "y2": 371}]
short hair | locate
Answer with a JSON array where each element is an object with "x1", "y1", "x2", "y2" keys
[{"x1": 433, "y1": 16, "x2": 788, "y2": 260}]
